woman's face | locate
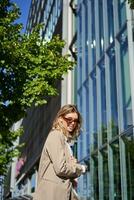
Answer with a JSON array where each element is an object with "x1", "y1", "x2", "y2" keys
[{"x1": 61, "y1": 112, "x2": 78, "y2": 134}]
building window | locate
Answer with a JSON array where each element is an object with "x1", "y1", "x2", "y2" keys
[
  {"x1": 90, "y1": 69, "x2": 98, "y2": 150},
  {"x1": 84, "y1": 80, "x2": 90, "y2": 154},
  {"x1": 122, "y1": 133, "x2": 134, "y2": 199},
  {"x1": 99, "y1": 0, "x2": 104, "y2": 56},
  {"x1": 78, "y1": 6, "x2": 82, "y2": 55},
  {"x1": 99, "y1": 59, "x2": 107, "y2": 144},
  {"x1": 118, "y1": 28, "x2": 132, "y2": 130},
  {"x1": 107, "y1": 45, "x2": 119, "y2": 137},
  {"x1": 78, "y1": 57, "x2": 82, "y2": 87},
  {"x1": 107, "y1": 0, "x2": 114, "y2": 44},
  {"x1": 102, "y1": 148, "x2": 109, "y2": 199},
  {"x1": 92, "y1": 154, "x2": 99, "y2": 199},
  {"x1": 118, "y1": 0, "x2": 126, "y2": 28},
  {"x1": 84, "y1": 1, "x2": 89, "y2": 76},
  {"x1": 91, "y1": 0, "x2": 96, "y2": 67},
  {"x1": 77, "y1": 89, "x2": 83, "y2": 160},
  {"x1": 111, "y1": 141, "x2": 121, "y2": 199}
]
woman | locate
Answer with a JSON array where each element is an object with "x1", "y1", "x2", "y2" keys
[{"x1": 33, "y1": 104, "x2": 87, "y2": 200}]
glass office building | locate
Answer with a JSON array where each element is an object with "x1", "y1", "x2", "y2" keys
[
  {"x1": 5, "y1": 0, "x2": 134, "y2": 199},
  {"x1": 76, "y1": 0, "x2": 134, "y2": 199},
  {"x1": 26, "y1": 0, "x2": 63, "y2": 39}
]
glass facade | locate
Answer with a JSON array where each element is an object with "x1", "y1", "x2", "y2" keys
[
  {"x1": 77, "y1": 0, "x2": 133, "y2": 199},
  {"x1": 107, "y1": 45, "x2": 119, "y2": 138},
  {"x1": 123, "y1": 133, "x2": 134, "y2": 199},
  {"x1": 26, "y1": 0, "x2": 62, "y2": 40},
  {"x1": 77, "y1": 0, "x2": 90, "y2": 198},
  {"x1": 42, "y1": 0, "x2": 62, "y2": 39}
]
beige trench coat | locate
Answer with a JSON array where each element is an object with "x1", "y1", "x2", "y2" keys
[{"x1": 33, "y1": 130, "x2": 84, "y2": 200}]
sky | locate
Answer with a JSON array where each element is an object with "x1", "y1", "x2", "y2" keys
[{"x1": 12, "y1": 0, "x2": 31, "y2": 32}]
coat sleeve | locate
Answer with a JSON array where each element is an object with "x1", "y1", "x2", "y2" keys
[{"x1": 45, "y1": 130, "x2": 83, "y2": 178}]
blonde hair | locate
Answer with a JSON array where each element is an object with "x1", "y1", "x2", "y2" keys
[{"x1": 52, "y1": 104, "x2": 82, "y2": 140}]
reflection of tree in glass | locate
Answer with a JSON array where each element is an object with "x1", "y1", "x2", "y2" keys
[
  {"x1": 93, "y1": 132, "x2": 98, "y2": 150},
  {"x1": 92, "y1": 154, "x2": 99, "y2": 200},
  {"x1": 101, "y1": 124, "x2": 107, "y2": 144},
  {"x1": 123, "y1": 136, "x2": 134, "y2": 160},
  {"x1": 111, "y1": 142, "x2": 122, "y2": 199},
  {"x1": 111, "y1": 119, "x2": 119, "y2": 134},
  {"x1": 122, "y1": 132, "x2": 134, "y2": 199},
  {"x1": 102, "y1": 149, "x2": 109, "y2": 200}
]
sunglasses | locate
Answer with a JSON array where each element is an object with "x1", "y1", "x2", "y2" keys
[{"x1": 62, "y1": 116, "x2": 79, "y2": 124}]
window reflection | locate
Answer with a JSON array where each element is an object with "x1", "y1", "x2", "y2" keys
[
  {"x1": 101, "y1": 149, "x2": 109, "y2": 200},
  {"x1": 90, "y1": 69, "x2": 98, "y2": 150},
  {"x1": 122, "y1": 132, "x2": 134, "y2": 199},
  {"x1": 84, "y1": 81, "x2": 90, "y2": 155},
  {"x1": 99, "y1": 60, "x2": 107, "y2": 144},
  {"x1": 111, "y1": 141, "x2": 121, "y2": 199},
  {"x1": 118, "y1": 28, "x2": 132, "y2": 130},
  {"x1": 107, "y1": 0, "x2": 114, "y2": 44},
  {"x1": 91, "y1": 0, "x2": 96, "y2": 66},
  {"x1": 99, "y1": 0, "x2": 104, "y2": 55},
  {"x1": 107, "y1": 45, "x2": 119, "y2": 137},
  {"x1": 84, "y1": 1, "x2": 89, "y2": 76},
  {"x1": 92, "y1": 154, "x2": 99, "y2": 200},
  {"x1": 78, "y1": 57, "x2": 82, "y2": 85},
  {"x1": 118, "y1": 0, "x2": 126, "y2": 28},
  {"x1": 78, "y1": 90, "x2": 83, "y2": 161},
  {"x1": 78, "y1": 7, "x2": 82, "y2": 54}
]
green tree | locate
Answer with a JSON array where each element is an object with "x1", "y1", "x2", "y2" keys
[{"x1": 0, "y1": 0, "x2": 74, "y2": 175}]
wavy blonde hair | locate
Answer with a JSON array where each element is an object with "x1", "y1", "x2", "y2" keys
[{"x1": 52, "y1": 104, "x2": 82, "y2": 140}]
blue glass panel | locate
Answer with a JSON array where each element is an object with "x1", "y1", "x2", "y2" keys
[
  {"x1": 92, "y1": 154, "x2": 99, "y2": 199},
  {"x1": 99, "y1": 59, "x2": 107, "y2": 143},
  {"x1": 77, "y1": 90, "x2": 83, "y2": 161},
  {"x1": 79, "y1": 132, "x2": 83, "y2": 160},
  {"x1": 84, "y1": 80, "x2": 90, "y2": 155},
  {"x1": 84, "y1": 1, "x2": 89, "y2": 75},
  {"x1": 107, "y1": 45, "x2": 119, "y2": 137},
  {"x1": 102, "y1": 149, "x2": 109, "y2": 199},
  {"x1": 90, "y1": 69, "x2": 97, "y2": 149},
  {"x1": 78, "y1": 7, "x2": 82, "y2": 53},
  {"x1": 79, "y1": 57, "x2": 82, "y2": 85},
  {"x1": 118, "y1": 0, "x2": 126, "y2": 28},
  {"x1": 111, "y1": 141, "x2": 121, "y2": 199},
  {"x1": 43, "y1": 0, "x2": 62, "y2": 39},
  {"x1": 91, "y1": 0, "x2": 96, "y2": 66},
  {"x1": 77, "y1": 5, "x2": 82, "y2": 87},
  {"x1": 84, "y1": 80, "x2": 89, "y2": 132},
  {"x1": 107, "y1": 0, "x2": 114, "y2": 44},
  {"x1": 118, "y1": 29, "x2": 132, "y2": 130},
  {"x1": 123, "y1": 132, "x2": 134, "y2": 199},
  {"x1": 99, "y1": 0, "x2": 104, "y2": 55},
  {"x1": 77, "y1": 1, "x2": 94, "y2": 199}
]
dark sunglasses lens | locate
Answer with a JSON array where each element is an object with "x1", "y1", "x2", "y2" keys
[{"x1": 64, "y1": 117, "x2": 78, "y2": 123}]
